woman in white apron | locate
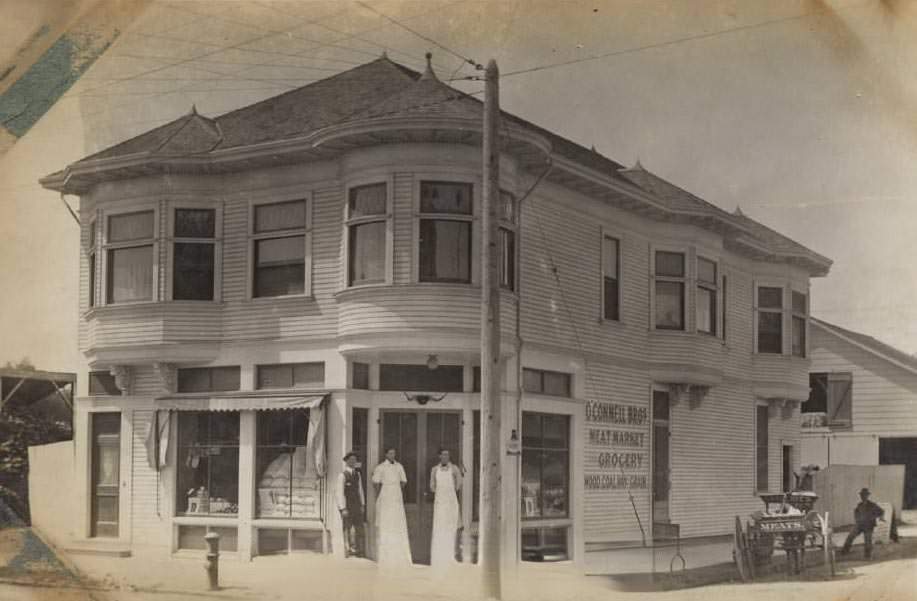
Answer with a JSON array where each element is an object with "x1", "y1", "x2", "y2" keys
[{"x1": 429, "y1": 448, "x2": 462, "y2": 569}]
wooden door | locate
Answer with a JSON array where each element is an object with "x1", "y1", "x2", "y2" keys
[
  {"x1": 380, "y1": 411, "x2": 461, "y2": 565},
  {"x1": 652, "y1": 391, "x2": 670, "y2": 525},
  {"x1": 90, "y1": 413, "x2": 121, "y2": 538}
]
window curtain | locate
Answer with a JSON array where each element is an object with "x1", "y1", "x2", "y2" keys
[
  {"x1": 144, "y1": 410, "x2": 171, "y2": 471},
  {"x1": 305, "y1": 401, "x2": 326, "y2": 477}
]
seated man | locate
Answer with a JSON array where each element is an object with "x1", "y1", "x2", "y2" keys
[{"x1": 841, "y1": 488, "x2": 885, "y2": 560}]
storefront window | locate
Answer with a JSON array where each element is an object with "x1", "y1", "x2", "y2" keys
[
  {"x1": 255, "y1": 410, "x2": 320, "y2": 519},
  {"x1": 176, "y1": 412, "x2": 240, "y2": 516},
  {"x1": 521, "y1": 412, "x2": 570, "y2": 520}
]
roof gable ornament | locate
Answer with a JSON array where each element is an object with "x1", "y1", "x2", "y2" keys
[{"x1": 420, "y1": 52, "x2": 438, "y2": 81}]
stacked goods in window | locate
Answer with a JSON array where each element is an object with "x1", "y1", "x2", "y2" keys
[{"x1": 257, "y1": 447, "x2": 319, "y2": 518}]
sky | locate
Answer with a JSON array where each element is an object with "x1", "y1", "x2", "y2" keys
[{"x1": 1, "y1": 0, "x2": 917, "y2": 372}]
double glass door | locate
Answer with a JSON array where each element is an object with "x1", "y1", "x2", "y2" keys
[{"x1": 379, "y1": 411, "x2": 461, "y2": 564}]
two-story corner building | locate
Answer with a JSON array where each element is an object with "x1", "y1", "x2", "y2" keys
[
  {"x1": 39, "y1": 55, "x2": 832, "y2": 570},
  {"x1": 801, "y1": 318, "x2": 917, "y2": 510}
]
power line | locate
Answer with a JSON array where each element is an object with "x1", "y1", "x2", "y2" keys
[
  {"x1": 250, "y1": 0, "x2": 449, "y2": 72},
  {"x1": 456, "y1": 0, "x2": 872, "y2": 81},
  {"x1": 355, "y1": 1, "x2": 483, "y2": 71},
  {"x1": 62, "y1": 5, "x2": 356, "y2": 100},
  {"x1": 69, "y1": 0, "x2": 464, "y2": 122},
  {"x1": 161, "y1": 2, "x2": 393, "y2": 64}
]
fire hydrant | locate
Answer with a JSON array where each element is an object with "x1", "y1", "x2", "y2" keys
[{"x1": 204, "y1": 532, "x2": 221, "y2": 590}]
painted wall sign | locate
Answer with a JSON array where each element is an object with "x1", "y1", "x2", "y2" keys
[
  {"x1": 584, "y1": 400, "x2": 650, "y2": 490},
  {"x1": 585, "y1": 400, "x2": 648, "y2": 426}
]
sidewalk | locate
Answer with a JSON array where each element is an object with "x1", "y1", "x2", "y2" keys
[{"x1": 20, "y1": 511, "x2": 917, "y2": 601}]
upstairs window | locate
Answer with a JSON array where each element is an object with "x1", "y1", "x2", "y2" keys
[
  {"x1": 696, "y1": 257, "x2": 717, "y2": 335},
  {"x1": 177, "y1": 367, "x2": 241, "y2": 393},
  {"x1": 253, "y1": 200, "x2": 307, "y2": 298},
  {"x1": 805, "y1": 372, "x2": 852, "y2": 425},
  {"x1": 499, "y1": 191, "x2": 517, "y2": 291},
  {"x1": 792, "y1": 291, "x2": 807, "y2": 357},
  {"x1": 256, "y1": 362, "x2": 325, "y2": 390},
  {"x1": 419, "y1": 181, "x2": 472, "y2": 283},
  {"x1": 173, "y1": 208, "x2": 216, "y2": 301},
  {"x1": 106, "y1": 210, "x2": 155, "y2": 303},
  {"x1": 756, "y1": 286, "x2": 783, "y2": 354},
  {"x1": 654, "y1": 251, "x2": 685, "y2": 330},
  {"x1": 602, "y1": 236, "x2": 620, "y2": 321},
  {"x1": 347, "y1": 183, "x2": 388, "y2": 286}
]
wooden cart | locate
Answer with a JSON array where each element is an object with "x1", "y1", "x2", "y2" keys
[{"x1": 734, "y1": 492, "x2": 836, "y2": 581}]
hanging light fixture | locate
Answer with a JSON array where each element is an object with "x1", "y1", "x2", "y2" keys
[{"x1": 426, "y1": 354, "x2": 439, "y2": 370}]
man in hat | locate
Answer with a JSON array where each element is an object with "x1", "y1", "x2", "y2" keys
[
  {"x1": 840, "y1": 487, "x2": 885, "y2": 559},
  {"x1": 335, "y1": 452, "x2": 366, "y2": 557}
]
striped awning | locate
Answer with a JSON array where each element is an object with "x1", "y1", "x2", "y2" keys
[{"x1": 155, "y1": 393, "x2": 327, "y2": 412}]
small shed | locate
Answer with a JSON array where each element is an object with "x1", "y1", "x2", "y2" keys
[{"x1": 0, "y1": 368, "x2": 75, "y2": 424}]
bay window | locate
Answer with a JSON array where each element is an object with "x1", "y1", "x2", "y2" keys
[
  {"x1": 602, "y1": 236, "x2": 620, "y2": 321},
  {"x1": 756, "y1": 286, "x2": 783, "y2": 354},
  {"x1": 499, "y1": 191, "x2": 517, "y2": 291},
  {"x1": 792, "y1": 291, "x2": 807, "y2": 357},
  {"x1": 419, "y1": 181, "x2": 472, "y2": 283},
  {"x1": 696, "y1": 257, "x2": 717, "y2": 335},
  {"x1": 654, "y1": 251, "x2": 685, "y2": 330},
  {"x1": 347, "y1": 183, "x2": 388, "y2": 286},
  {"x1": 252, "y1": 199, "x2": 308, "y2": 298},
  {"x1": 106, "y1": 210, "x2": 155, "y2": 303},
  {"x1": 173, "y1": 208, "x2": 216, "y2": 301},
  {"x1": 176, "y1": 411, "x2": 240, "y2": 516}
]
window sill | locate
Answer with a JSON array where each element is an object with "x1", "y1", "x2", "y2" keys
[
  {"x1": 84, "y1": 301, "x2": 223, "y2": 319},
  {"x1": 598, "y1": 317, "x2": 625, "y2": 328},
  {"x1": 245, "y1": 293, "x2": 315, "y2": 303},
  {"x1": 521, "y1": 517, "x2": 573, "y2": 528},
  {"x1": 173, "y1": 515, "x2": 239, "y2": 525},
  {"x1": 252, "y1": 518, "x2": 324, "y2": 530}
]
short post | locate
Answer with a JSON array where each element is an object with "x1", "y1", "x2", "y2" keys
[{"x1": 204, "y1": 532, "x2": 221, "y2": 590}]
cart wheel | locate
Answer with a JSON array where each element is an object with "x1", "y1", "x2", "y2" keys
[{"x1": 734, "y1": 516, "x2": 749, "y2": 582}]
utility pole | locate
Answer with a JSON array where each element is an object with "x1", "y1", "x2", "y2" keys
[{"x1": 479, "y1": 58, "x2": 502, "y2": 600}]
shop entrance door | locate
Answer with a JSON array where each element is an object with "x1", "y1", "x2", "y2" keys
[
  {"x1": 652, "y1": 390, "x2": 671, "y2": 525},
  {"x1": 90, "y1": 413, "x2": 121, "y2": 538},
  {"x1": 380, "y1": 411, "x2": 461, "y2": 564}
]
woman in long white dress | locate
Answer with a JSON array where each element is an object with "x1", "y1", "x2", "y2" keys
[
  {"x1": 372, "y1": 448, "x2": 413, "y2": 567},
  {"x1": 429, "y1": 448, "x2": 462, "y2": 569}
]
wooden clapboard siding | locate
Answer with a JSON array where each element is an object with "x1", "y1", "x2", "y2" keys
[
  {"x1": 392, "y1": 173, "x2": 414, "y2": 284},
  {"x1": 131, "y1": 365, "x2": 163, "y2": 397},
  {"x1": 581, "y1": 363, "x2": 652, "y2": 542},
  {"x1": 810, "y1": 326, "x2": 917, "y2": 436},
  {"x1": 131, "y1": 409, "x2": 171, "y2": 548}
]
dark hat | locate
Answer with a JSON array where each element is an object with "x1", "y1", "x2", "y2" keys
[
  {"x1": 859, "y1": 487, "x2": 871, "y2": 495},
  {"x1": 343, "y1": 452, "x2": 357, "y2": 461}
]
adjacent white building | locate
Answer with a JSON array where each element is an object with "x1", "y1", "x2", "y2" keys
[{"x1": 802, "y1": 318, "x2": 917, "y2": 509}]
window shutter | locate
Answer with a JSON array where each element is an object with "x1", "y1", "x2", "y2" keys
[{"x1": 827, "y1": 372, "x2": 853, "y2": 425}]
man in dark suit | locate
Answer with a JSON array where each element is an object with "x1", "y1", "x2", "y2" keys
[
  {"x1": 840, "y1": 487, "x2": 885, "y2": 560},
  {"x1": 335, "y1": 452, "x2": 366, "y2": 557}
]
